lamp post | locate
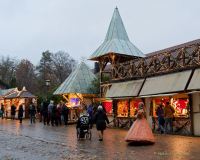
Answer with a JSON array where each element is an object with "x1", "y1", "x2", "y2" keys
[{"x1": 45, "y1": 79, "x2": 50, "y2": 100}]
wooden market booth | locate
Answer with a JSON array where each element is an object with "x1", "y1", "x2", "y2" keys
[
  {"x1": 53, "y1": 61, "x2": 98, "y2": 123},
  {"x1": 2, "y1": 87, "x2": 37, "y2": 118}
]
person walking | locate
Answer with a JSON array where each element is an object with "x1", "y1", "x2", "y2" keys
[
  {"x1": 18, "y1": 104, "x2": 24, "y2": 123},
  {"x1": 29, "y1": 102, "x2": 36, "y2": 124},
  {"x1": 93, "y1": 105, "x2": 109, "y2": 141},
  {"x1": 156, "y1": 104, "x2": 165, "y2": 134},
  {"x1": 11, "y1": 104, "x2": 16, "y2": 120},
  {"x1": 61, "y1": 101, "x2": 69, "y2": 126},
  {"x1": 1, "y1": 104, "x2": 5, "y2": 119},
  {"x1": 164, "y1": 101, "x2": 175, "y2": 134}
]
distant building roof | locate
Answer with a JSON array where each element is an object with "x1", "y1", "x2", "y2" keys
[
  {"x1": 0, "y1": 88, "x2": 17, "y2": 97},
  {"x1": 54, "y1": 62, "x2": 97, "y2": 95},
  {"x1": 89, "y1": 7, "x2": 145, "y2": 60}
]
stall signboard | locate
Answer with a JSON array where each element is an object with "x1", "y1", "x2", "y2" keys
[
  {"x1": 102, "y1": 101, "x2": 112, "y2": 114},
  {"x1": 70, "y1": 98, "x2": 80, "y2": 107}
]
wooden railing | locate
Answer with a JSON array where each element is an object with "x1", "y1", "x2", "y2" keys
[{"x1": 111, "y1": 43, "x2": 200, "y2": 81}]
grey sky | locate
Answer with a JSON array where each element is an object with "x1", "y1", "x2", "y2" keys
[{"x1": 0, "y1": 0, "x2": 200, "y2": 66}]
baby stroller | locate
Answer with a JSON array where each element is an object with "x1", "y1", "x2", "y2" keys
[{"x1": 76, "y1": 114, "x2": 92, "y2": 140}]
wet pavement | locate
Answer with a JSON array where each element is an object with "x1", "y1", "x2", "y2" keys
[{"x1": 0, "y1": 119, "x2": 200, "y2": 160}]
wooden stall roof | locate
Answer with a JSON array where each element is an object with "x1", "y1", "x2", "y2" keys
[
  {"x1": 54, "y1": 62, "x2": 97, "y2": 95},
  {"x1": 4, "y1": 88, "x2": 36, "y2": 99},
  {"x1": 0, "y1": 88, "x2": 17, "y2": 97}
]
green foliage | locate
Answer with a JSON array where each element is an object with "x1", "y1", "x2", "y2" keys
[{"x1": 89, "y1": 74, "x2": 110, "y2": 95}]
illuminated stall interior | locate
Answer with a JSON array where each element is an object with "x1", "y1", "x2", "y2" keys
[
  {"x1": 117, "y1": 99, "x2": 143, "y2": 118},
  {"x1": 151, "y1": 94, "x2": 190, "y2": 118},
  {"x1": 54, "y1": 61, "x2": 98, "y2": 122}
]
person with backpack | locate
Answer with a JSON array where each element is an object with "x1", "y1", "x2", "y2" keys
[{"x1": 29, "y1": 102, "x2": 36, "y2": 124}]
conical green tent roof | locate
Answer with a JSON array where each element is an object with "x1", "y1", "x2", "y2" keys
[
  {"x1": 89, "y1": 7, "x2": 145, "y2": 60},
  {"x1": 53, "y1": 62, "x2": 97, "y2": 95}
]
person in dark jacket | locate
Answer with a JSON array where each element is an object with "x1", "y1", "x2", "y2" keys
[
  {"x1": 29, "y1": 102, "x2": 36, "y2": 124},
  {"x1": 1, "y1": 103, "x2": 5, "y2": 119},
  {"x1": 11, "y1": 104, "x2": 16, "y2": 120},
  {"x1": 156, "y1": 104, "x2": 165, "y2": 134},
  {"x1": 42, "y1": 100, "x2": 49, "y2": 125},
  {"x1": 56, "y1": 103, "x2": 62, "y2": 125},
  {"x1": 93, "y1": 105, "x2": 109, "y2": 141},
  {"x1": 61, "y1": 101, "x2": 69, "y2": 125},
  {"x1": 51, "y1": 102, "x2": 58, "y2": 126},
  {"x1": 18, "y1": 104, "x2": 24, "y2": 123}
]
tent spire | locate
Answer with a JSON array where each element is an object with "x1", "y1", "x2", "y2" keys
[{"x1": 89, "y1": 7, "x2": 145, "y2": 60}]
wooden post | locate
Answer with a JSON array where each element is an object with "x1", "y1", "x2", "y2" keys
[
  {"x1": 128, "y1": 99, "x2": 131, "y2": 127},
  {"x1": 189, "y1": 94, "x2": 194, "y2": 135}
]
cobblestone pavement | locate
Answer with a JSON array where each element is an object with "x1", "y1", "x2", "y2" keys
[{"x1": 0, "y1": 119, "x2": 200, "y2": 160}]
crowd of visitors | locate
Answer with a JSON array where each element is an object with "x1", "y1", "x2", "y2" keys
[{"x1": 39, "y1": 100, "x2": 69, "y2": 126}]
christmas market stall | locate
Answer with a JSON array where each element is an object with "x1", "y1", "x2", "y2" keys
[
  {"x1": 3, "y1": 87, "x2": 37, "y2": 118},
  {"x1": 53, "y1": 61, "x2": 98, "y2": 123}
]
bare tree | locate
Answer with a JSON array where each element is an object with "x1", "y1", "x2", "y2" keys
[
  {"x1": 0, "y1": 56, "x2": 17, "y2": 87},
  {"x1": 15, "y1": 59, "x2": 37, "y2": 92},
  {"x1": 51, "y1": 51, "x2": 77, "y2": 84}
]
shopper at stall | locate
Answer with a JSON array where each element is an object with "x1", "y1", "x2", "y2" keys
[
  {"x1": 61, "y1": 101, "x2": 69, "y2": 125},
  {"x1": 11, "y1": 104, "x2": 16, "y2": 120},
  {"x1": 93, "y1": 105, "x2": 109, "y2": 141},
  {"x1": 164, "y1": 101, "x2": 175, "y2": 134},
  {"x1": 18, "y1": 104, "x2": 24, "y2": 123},
  {"x1": 156, "y1": 104, "x2": 165, "y2": 134},
  {"x1": 125, "y1": 102, "x2": 155, "y2": 145}
]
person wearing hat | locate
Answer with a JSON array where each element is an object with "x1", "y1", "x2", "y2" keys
[
  {"x1": 93, "y1": 105, "x2": 109, "y2": 141},
  {"x1": 125, "y1": 102, "x2": 155, "y2": 144}
]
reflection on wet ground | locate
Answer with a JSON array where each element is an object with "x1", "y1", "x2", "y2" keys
[{"x1": 0, "y1": 119, "x2": 200, "y2": 160}]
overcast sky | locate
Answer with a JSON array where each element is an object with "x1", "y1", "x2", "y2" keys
[{"x1": 0, "y1": 0, "x2": 200, "y2": 66}]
